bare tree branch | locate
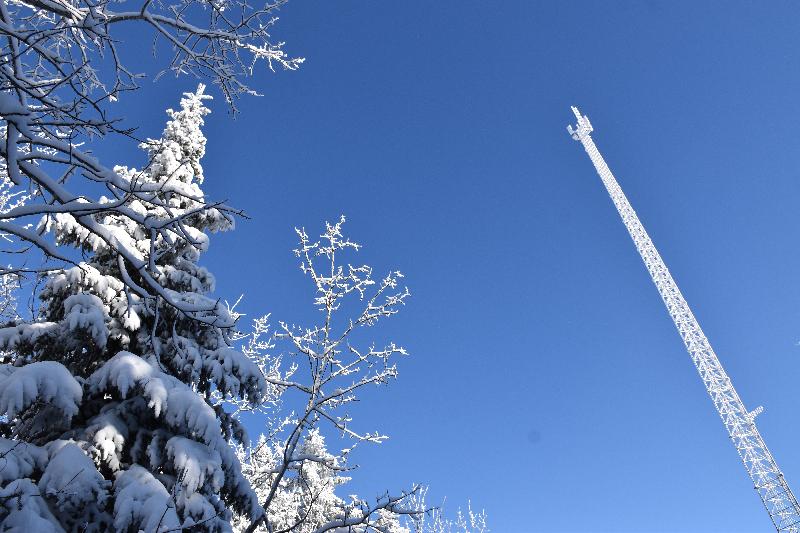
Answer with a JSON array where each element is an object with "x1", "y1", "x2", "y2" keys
[{"x1": 0, "y1": 0, "x2": 302, "y2": 323}]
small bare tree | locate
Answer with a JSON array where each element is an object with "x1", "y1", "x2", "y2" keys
[{"x1": 237, "y1": 216, "x2": 423, "y2": 533}]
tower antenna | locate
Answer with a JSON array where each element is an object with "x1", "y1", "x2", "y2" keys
[{"x1": 568, "y1": 106, "x2": 800, "y2": 531}]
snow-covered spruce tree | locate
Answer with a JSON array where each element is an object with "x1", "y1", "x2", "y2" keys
[{"x1": 0, "y1": 86, "x2": 268, "y2": 531}]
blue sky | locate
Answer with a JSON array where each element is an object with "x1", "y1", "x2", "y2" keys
[{"x1": 107, "y1": 2, "x2": 800, "y2": 531}]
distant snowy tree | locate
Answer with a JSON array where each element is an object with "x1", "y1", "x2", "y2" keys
[
  {"x1": 0, "y1": 86, "x2": 268, "y2": 530},
  {"x1": 405, "y1": 488, "x2": 488, "y2": 533},
  {"x1": 235, "y1": 429, "x2": 487, "y2": 533},
  {"x1": 233, "y1": 429, "x2": 354, "y2": 533}
]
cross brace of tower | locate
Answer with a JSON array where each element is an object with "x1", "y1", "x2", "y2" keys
[{"x1": 567, "y1": 106, "x2": 800, "y2": 532}]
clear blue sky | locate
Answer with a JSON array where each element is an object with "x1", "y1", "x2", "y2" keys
[{"x1": 108, "y1": 2, "x2": 800, "y2": 531}]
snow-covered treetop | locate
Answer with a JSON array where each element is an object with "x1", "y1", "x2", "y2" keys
[{"x1": 144, "y1": 85, "x2": 213, "y2": 186}]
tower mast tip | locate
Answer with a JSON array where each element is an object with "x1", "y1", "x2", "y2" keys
[{"x1": 567, "y1": 106, "x2": 593, "y2": 141}]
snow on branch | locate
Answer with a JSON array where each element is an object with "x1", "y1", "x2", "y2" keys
[
  {"x1": 0, "y1": 0, "x2": 301, "y2": 322},
  {"x1": 0, "y1": 361, "x2": 82, "y2": 420}
]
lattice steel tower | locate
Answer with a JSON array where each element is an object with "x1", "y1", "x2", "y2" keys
[{"x1": 567, "y1": 106, "x2": 800, "y2": 532}]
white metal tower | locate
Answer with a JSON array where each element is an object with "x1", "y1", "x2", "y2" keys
[{"x1": 567, "y1": 106, "x2": 800, "y2": 532}]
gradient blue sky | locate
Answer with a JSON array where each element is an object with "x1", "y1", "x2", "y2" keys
[{"x1": 108, "y1": 2, "x2": 800, "y2": 531}]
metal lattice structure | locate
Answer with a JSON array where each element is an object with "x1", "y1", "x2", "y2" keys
[{"x1": 567, "y1": 106, "x2": 800, "y2": 532}]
